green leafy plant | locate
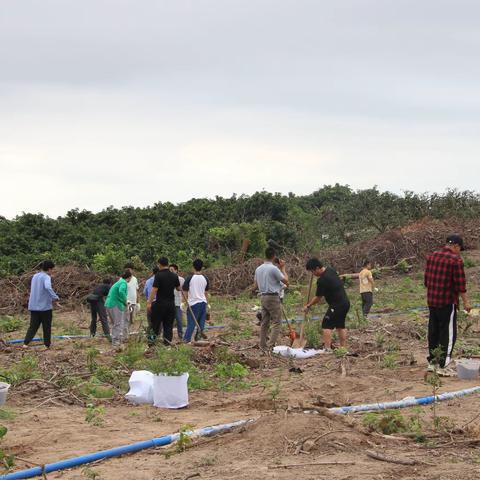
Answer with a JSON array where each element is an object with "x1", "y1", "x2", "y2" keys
[
  {"x1": 115, "y1": 339, "x2": 146, "y2": 368},
  {"x1": 0, "y1": 316, "x2": 22, "y2": 333},
  {"x1": 176, "y1": 424, "x2": 194, "y2": 453},
  {"x1": 0, "y1": 355, "x2": 39, "y2": 385},
  {"x1": 304, "y1": 322, "x2": 320, "y2": 349},
  {"x1": 147, "y1": 345, "x2": 209, "y2": 390},
  {"x1": 382, "y1": 353, "x2": 398, "y2": 369},
  {"x1": 215, "y1": 362, "x2": 250, "y2": 391},
  {"x1": 334, "y1": 347, "x2": 349, "y2": 358},
  {"x1": 363, "y1": 409, "x2": 425, "y2": 441},
  {"x1": 82, "y1": 467, "x2": 101, "y2": 479},
  {"x1": 86, "y1": 347, "x2": 100, "y2": 373},
  {"x1": 85, "y1": 404, "x2": 106, "y2": 427}
]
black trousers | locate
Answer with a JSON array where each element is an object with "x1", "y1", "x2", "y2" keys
[
  {"x1": 151, "y1": 301, "x2": 175, "y2": 345},
  {"x1": 24, "y1": 310, "x2": 53, "y2": 347},
  {"x1": 361, "y1": 292, "x2": 373, "y2": 316},
  {"x1": 89, "y1": 300, "x2": 110, "y2": 336},
  {"x1": 428, "y1": 304, "x2": 457, "y2": 368}
]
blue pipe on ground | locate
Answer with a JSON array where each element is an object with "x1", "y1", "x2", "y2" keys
[
  {"x1": 329, "y1": 386, "x2": 480, "y2": 414},
  {"x1": 0, "y1": 419, "x2": 252, "y2": 480}
]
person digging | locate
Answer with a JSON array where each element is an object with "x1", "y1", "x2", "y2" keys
[{"x1": 303, "y1": 258, "x2": 350, "y2": 353}]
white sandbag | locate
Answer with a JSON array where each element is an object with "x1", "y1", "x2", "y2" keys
[
  {"x1": 273, "y1": 345, "x2": 323, "y2": 359},
  {"x1": 125, "y1": 370, "x2": 154, "y2": 405},
  {"x1": 153, "y1": 373, "x2": 189, "y2": 409}
]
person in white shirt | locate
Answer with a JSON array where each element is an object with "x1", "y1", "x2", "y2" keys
[
  {"x1": 182, "y1": 259, "x2": 209, "y2": 343},
  {"x1": 170, "y1": 264, "x2": 185, "y2": 339},
  {"x1": 124, "y1": 263, "x2": 139, "y2": 333}
]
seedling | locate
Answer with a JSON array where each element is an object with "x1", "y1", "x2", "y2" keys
[
  {"x1": 382, "y1": 353, "x2": 398, "y2": 369},
  {"x1": 176, "y1": 424, "x2": 194, "y2": 452},
  {"x1": 85, "y1": 404, "x2": 106, "y2": 427}
]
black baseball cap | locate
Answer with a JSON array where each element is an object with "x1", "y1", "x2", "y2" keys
[{"x1": 446, "y1": 234, "x2": 465, "y2": 251}]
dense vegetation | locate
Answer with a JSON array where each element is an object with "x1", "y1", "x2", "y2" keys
[{"x1": 0, "y1": 185, "x2": 479, "y2": 276}]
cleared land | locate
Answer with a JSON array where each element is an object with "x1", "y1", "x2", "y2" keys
[{"x1": 1, "y1": 252, "x2": 480, "y2": 479}]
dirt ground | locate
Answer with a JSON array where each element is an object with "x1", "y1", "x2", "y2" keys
[{"x1": 2, "y1": 258, "x2": 480, "y2": 479}]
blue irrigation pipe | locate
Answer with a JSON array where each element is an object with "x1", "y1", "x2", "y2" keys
[
  {"x1": 0, "y1": 419, "x2": 253, "y2": 480},
  {"x1": 328, "y1": 386, "x2": 480, "y2": 415}
]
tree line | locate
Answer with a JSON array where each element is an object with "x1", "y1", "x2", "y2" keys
[{"x1": 0, "y1": 185, "x2": 478, "y2": 276}]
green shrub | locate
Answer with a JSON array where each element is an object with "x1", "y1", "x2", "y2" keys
[
  {"x1": 0, "y1": 317, "x2": 22, "y2": 333},
  {"x1": 147, "y1": 345, "x2": 209, "y2": 390},
  {"x1": 115, "y1": 339, "x2": 146, "y2": 368},
  {"x1": 215, "y1": 362, "x2": 250, "y2": 391},
  {"x1": 304, "y1": 322, "x2": 320, "y2": 349},
  {"x1": 0, "y1": 355, "x2": 39, "y2": 385}
]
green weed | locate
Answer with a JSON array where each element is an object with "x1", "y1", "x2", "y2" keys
[
  {"x1": 115, "y1": 339, "x2": 146, "y2": 368},
  {"x1": 304, "y1": 322, "x2": 320, "y2": 349},
  {"x1": 0, "y1": 355, "x2": 39, "y2": 385},
  {"x1": 215, "y1": 362, "x2": 250, "y2": 391},
  {"x1": 147, "y1": 345, "x2": 209, "y2": 390},
  {"x1": 363, "y1": 409, "x2": 425, "y2": 441},
  {"x1": 0, "y1": 316, "x2": 22, "y2": 333},
  {"x1": 85, "y1": 404, "x2": 105, "y2": 427},
  {"x1": 382, "y1": 353, "x2": 398, "y2": 369},
  {"x1": 176, "y1": 424, "x2": 194, "y2": 452}
]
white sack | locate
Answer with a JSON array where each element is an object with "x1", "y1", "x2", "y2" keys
[
  {"x1": 273, "y1": 345, "x2": 323, "y2": 359},
  {"x1": 153, "y1": 373, "x2": 189, "y2": 409},
  {"x1": 125, "y1": 370, "x2": 154, "y2": 405}
]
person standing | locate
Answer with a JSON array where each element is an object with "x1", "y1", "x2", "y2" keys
[
  {"x1": 359, "y1": 260, "x2": 374, "y2": 317},
  {"x1": 125, "y1": 262, "x2": 139, "y2": 329},
  {"x1": 183, "y1": 259, "x2": 210, "y2": 343},
  {"x1": 144, "y1": 266, "x2": 160, "y2": 338},
  {"x1": 169, "y1": 264, "x2": 185, "y2": 339},
  {"x1": 87, "y1": 277, "x2": 112, "y2": 338},
  {"x1": 424, "y1": 235, "x2": 471, "y2": 374},
  {"x1": 105, "y1": 270, "x2": 132, "y2": 347},
  {"x1": 23, "y1": 260, "x2": 59, "y2": 349},
  {"x1": 254, "y1": 248, "x2": 289, "y2": 351},
  {"x1": 147, "y1": 257, "x2": 180, "y2": 345},
  {"x1": 304, "y1": 258, "x2": 350, "y2": 352}
]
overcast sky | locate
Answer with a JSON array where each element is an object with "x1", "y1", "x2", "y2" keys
[{"x1": 1, "y1": 0, "x2": 479, "y2": 218}]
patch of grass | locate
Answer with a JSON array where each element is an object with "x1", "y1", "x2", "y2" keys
[
  {"x1": 82, "y1": 467, "x2": 101, "y2": 479},
  {"x1": 0, "y1": 355, "x2": 39, "y2": 385},
  {"x1": 463, "y1": 256, "x2": 476, "y2": 268},
  {"x1": 213, "y1": 346, "x2": 241, "y2": 365},
  {"x1": 86, "y1": 347, "x2": 100, "y2": 373},
  {"x1": 62, "y1": 324, "x2": 84, "y2": 336},
  {"x1": 334, "y1": 347, "x2": 349, "y2": 358},
  {"x1": 0, "y1": 316, "x2": 22, "y2": 333},
  {"x1": 382, "y1": 353, "x2": 398, "y2": 369},
  {"x1": 0, "y1": 409, "x2": 15, "y2": 421}
]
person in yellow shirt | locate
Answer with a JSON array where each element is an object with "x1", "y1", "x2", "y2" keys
[{"x1": 359, "y1": 260, "x2": 374, "y2": 317}]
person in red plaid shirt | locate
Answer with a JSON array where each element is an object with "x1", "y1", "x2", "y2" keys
[{"x1": 424, "y1": 234, "x2": 471, "y2": 374}]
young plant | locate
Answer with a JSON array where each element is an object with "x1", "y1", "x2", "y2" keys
[
  {"x1": 86, "y1": 347, "x2": 100, "y2": 373},
  {"x1": 215, "y1": 362, "x2": 250, "y2": 391},
  {"x1": 382, "y1": 353, "x2": 398, "y2": 369},
  {"x1": 176, "y1": 424, "x2": 194, "y2": 453},
  {"x1": 0, "y1": 355, "x2": 39, "y2": 386},
  {"x1": 85, "y1": 404, "x2": 106, "y2": 427}
]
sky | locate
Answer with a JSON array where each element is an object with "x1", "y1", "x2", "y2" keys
[{"x1": 1, "y1": 0, "x2": 479, "y2": 219}]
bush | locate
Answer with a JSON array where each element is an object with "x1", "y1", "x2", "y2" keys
[
  {"x1": 0, "y1": 317, "x2": 22, "y2": 333},
  {"x1": 92, "y1": 245, "x2": 128, "y2": 274},
  {"x1": 147, "y1": 345, "x2": 209, "y2": 390},
  {"x1": 0, "y1": 356, "x2": 39, "y2": 385}
]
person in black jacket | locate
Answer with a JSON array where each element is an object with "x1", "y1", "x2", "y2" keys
[{"x1": 87, "y1": 278, "x2": 112, "y2": 337}]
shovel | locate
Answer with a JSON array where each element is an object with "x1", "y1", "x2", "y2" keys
[
  {"x1": 281, "y1": 305, "x2": 298, "y2": 346},
  {"x1": 292, "y1": 273, "x2": 314, "y2": 349}
]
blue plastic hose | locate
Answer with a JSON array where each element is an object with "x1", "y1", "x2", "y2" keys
[
  {"x1": 329, "y1": 386, "x2": 480, "y2": 414},
  {"x1": 0, "y1": 419, "x2": 252, "y2": 479}
]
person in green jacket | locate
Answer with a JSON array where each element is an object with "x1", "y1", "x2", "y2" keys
[{"x1": 105, "y1": 270, "x2": 132, "y2": 346}]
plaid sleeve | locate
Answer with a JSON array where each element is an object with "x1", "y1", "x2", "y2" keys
[{"x1": 452, "y1": 258, "x2": 467, "y2": 293}]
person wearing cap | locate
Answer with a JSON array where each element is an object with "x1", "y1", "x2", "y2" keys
[
  {"x1": 254, "y1": 247, "x2": 289, "y2": 351},
  {"x1": 424, "y1": 234, "x2": 471, "y2": 374}
]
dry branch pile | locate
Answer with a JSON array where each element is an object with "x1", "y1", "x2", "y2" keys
[
  {"x1": 1, "y1": 217, "x2": 479, "y2": 311},
  {"x1": 0, "y1": 265, "x2": 101, "y2": 315},
  {"x1": 206, "y1": 217, "x2": 480, "y2": 295}
]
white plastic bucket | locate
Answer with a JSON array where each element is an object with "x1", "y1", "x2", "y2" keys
[
  {"x1": 0, "y1": 382, "x2": 10, "y2": 406},
  {"x1": 153, "y1": 373, "x2": 189, "y2": 409},
  {"x1": 457, "y1": 359, "x2": 480, "y2": 380}
]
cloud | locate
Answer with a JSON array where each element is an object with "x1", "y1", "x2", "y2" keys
[{"x1": 1, "y1": 0, "x2": 479, "y2": 218}]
